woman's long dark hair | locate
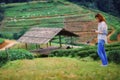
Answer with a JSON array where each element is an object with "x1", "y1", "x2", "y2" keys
[{"x1": 95, "y1": 13, "x2": 106, "y2": 22}]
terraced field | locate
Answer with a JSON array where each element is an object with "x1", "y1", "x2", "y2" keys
[{"x1": 0, "y1": 0, "x2": 120, "y2": 42}]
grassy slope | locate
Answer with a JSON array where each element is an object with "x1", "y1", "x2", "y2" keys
[{"x1": 0, "y1": 57, "x2": 120, "y2": 80}]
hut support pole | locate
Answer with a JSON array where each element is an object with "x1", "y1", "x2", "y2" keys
[
  {"x1": 36, "y1": 44, "x2": 38, "y2": 49},
  {"x1": 71, "y1": 36, "x2": 73, "y2": 48},
  {"x1": 50, "y1": 41, "x2": 52, "y2": 46},
  {"x1": 25, "y1": 43, "x2": 28, "y2": 50},
  {"x1": 46, "y1": 43, "x2": 49, "y2": 48},
  {"x1": 59, "y1": 35, "x2": 62, "y2": 48},
  {"x1": 39, "y1": 44, "x2": 41, "y2": 49}
]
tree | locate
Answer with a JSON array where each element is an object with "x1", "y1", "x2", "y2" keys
[
  {"x1": 68, "y1": 0, "x2": 120, "y2": 17},
  {"x1": 113, "y1": 0, "x2": 120, "y2": 16}
]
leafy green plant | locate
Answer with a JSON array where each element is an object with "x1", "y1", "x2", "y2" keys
[
  {"x1": 0, "y1": 51, "x2": 8, "y2": 67},
  {"x1": 49, "y1": 46, "x2": 97, "y2": 58},
  {"x1": 0, "y1": 38, "x2": 5, "y2": 44},
  {"x1": 110, "y1": 31, "x2": 118, "y2": 40},
  {"x1": 49, "y1": 42, "x2": 120, "y2": 64},
  {"x1": 0, "y1": 32, "x2": 13, "y2": 39},
  {"x1": 8, "y1": 49, "x2": 34, "y2": 61},
  {"x1": 0, "y1": 49, "x2": 34, "y2": 67},
  {"x1": 107, "y1": 50, "x2": 120, "y2": 64}
]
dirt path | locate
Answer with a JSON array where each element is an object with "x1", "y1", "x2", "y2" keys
[{"x1": 0, "y1": 40, "x2": 17, "y2": 51}]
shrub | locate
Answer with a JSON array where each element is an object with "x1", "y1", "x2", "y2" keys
[
  {"x1": 107, "y1": 50, "x2": 120, "y2": 64},
  {"x1": 0, "y1": 32, "x2": 13, "y2": 39},
  {"x1": 0, "y1": 38, "x2": 4, "y2": 44},
  {"x1": 106, "y1": 42, "x2": 120, "y2": 47},
  {"x1": 49, "y1": 42, "x2": 120, "y2": 64},
  {"x1": 89, "y1": 53, "x2": 99, "y2": 60},
  {"x1": 0, "y1": 51, "x2": 8, "y2": 67},
  {"x1": 8, "y1": 49, "x2": 34, "y2": 61},
  {"x1": 110, "y1": 28, "x2": 120, "y2": 41},
  {"x1": 13, "y1": 29, "x2": 27, "y2": 40},
  {"x1": 49, "y1": 47, "x2": 97, "y2": 58},
  {"x1": 0, "y1": 49, "x2": 34, "y2": 67}
]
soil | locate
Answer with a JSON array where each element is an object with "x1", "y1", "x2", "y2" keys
[{"x1": 0, "y1": 40, "x2": 17, "y2": 50}]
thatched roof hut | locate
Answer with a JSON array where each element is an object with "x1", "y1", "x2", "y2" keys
[{"x1": 18, "y1": 27, "x2": 79, "y2": 45}]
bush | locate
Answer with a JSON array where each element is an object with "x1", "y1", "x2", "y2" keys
[
  {"x1": 0, "y1": 32, "x2": 13, "y2": 39},
  {"x1": 0, "y1": 38, "x2": 4, "y2": 44},
  {"x1": 110, "y1": 31, "x2": 118, "y2": 41},
  {"x1": 107, "y1": 50, "x2": 120, "y2": 64},
  {"x1": 106, "y1": 46, "x2": 120, "y2": 51},
  {"x1": 0, "y1": 49, "x2": 34, "y2": 67},
  {"x1": 49, "y1": 47, "x2": 97, "y2": 58},
  {"x1": 106, "y1": 42, "x2": 120, "y2": 47},
  {"x1": 8, "y1": 49, "x2": 34, "y2": 61},
  {"x1": 49, "y1": 42, "x2": 120, "y2": 64},
  {"x1": 13, "y1": 29, "x2": 27, "y2": 39},
  {"x1": 110, "y1": 28, "x2": 120, "y2": 41},
  {"x1": 89, "y1": 53, "x2": 99, "y2": 60},
  {"x1": 0, "y1": 51, "x2": 8, "y2": 66}
]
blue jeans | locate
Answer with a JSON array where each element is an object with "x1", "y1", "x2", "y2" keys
[{"x1": 97, "y1": 39, "x2": 108, "y2": 65}]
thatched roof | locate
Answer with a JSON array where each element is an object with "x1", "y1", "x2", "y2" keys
[{"x1": 18, "y1": 27, "x2": 79, "y2": 44}]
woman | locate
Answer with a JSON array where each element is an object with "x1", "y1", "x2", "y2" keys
[{"x1": 95, "y1": 13, "x2": 108, "y2": 66}]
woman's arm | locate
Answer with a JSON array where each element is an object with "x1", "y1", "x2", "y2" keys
[
  {"x1": 95, "y1": 22, "x2": 107, "y2": 35},
  {"x1": 95, "y1": 30, "x2": 103, "y2": 34}
]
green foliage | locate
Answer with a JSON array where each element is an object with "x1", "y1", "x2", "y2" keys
[
  {"x1": 49, "y1": 42, "x2": 120, "y2": 64},
  {"x1": 0, "y1": 49, "x2": 34, "y2": 67},
  {"x1": 104, "y1": 14, "x2": 120, "y2": 41},
  {"x1": 13, "y1": 28, "x2": 27, "y2": 39},
  {"x1": 0, "y1": 28, "x2": 27, "y2": 39},
  {"x1": 110, "y1": 31, "x2": 118, "y2": 40},
  {"x1": 69, "y1": 0, "x2": 120, "y2": 17},
  {"x1": 110, "y1": 28, "x2": 120, "y2": 40},
  {"x1": 49, "y1": 46, "x2": 97, "y2": 58},
  {"x1": 0, "y1": 6, "x2": 4, "y2": 21},
  {"x1": 0, "y1": 51, "x2": 8, "y2": 66},
  {"x1": 8, "y1": 49, "x2": 34, "y2": 61},
  {"x1": 107, "y1": 50, "x2": 120, "y2": 64},
  {"x1": 0, "y1": 38, "x2": 5, "y2": 44},
  {"x1": 0, "y1": 32, "x2": 13, "y2": 39}
]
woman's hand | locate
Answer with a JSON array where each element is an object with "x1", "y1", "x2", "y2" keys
[
  {"x1": 95, "y1": 30, "x2": 99, "y2": 33},
  {"x1": 95, "y1": 30, "x2": 103, "y2": 34}
]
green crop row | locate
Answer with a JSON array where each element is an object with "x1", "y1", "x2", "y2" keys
[{"x1": 49, "y1": 42, "x2": 120, "y2": 64}]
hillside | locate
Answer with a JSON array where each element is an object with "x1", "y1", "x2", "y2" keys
[
  {"x1": 0, "y1": 57, "x2": 120, "y2": 80},
  {"x1": 0, "y1": 0, "x2": 120, "y2": 43},
  {"x1": 68, "y1": 0, "x2": 120, "y2": 18}
]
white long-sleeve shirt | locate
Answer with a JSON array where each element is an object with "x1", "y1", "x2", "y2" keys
[{"x1": 98, "y1": 21, "x2": 108, "y2": 44}]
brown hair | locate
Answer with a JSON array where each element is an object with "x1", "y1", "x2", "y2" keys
[{"x1": 95, "y1": 13, "x2": 106, "y2": 22}]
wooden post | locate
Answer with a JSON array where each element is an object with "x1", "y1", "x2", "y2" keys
[
  {"x1": 39, "y1": 44, "x2": 41, "y2": 49},
  {"x1": 36, "y1": 44, "x2": 38, "y2": 49},
  {"x1": 71, "y1": 36, "x2": 73, "y2": 48},
  {"x1": 46, "y1": 43, "x2": 49, "y2": 48},
  {"x1": 25, "y1": 43, "x2": 28, "y2": 50},
  {"x1": 5, "y1": 48, "x2": 9, "y2": 61},
  {"x1": 59, "y1": 35, "x2": 62, "y2": 48},
  {"x1": 49, "y1": 41, "x2": 52, "y2": 46},
  {"x1": 17, "y1": 43, "x2": 19, "y2": 49}
]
